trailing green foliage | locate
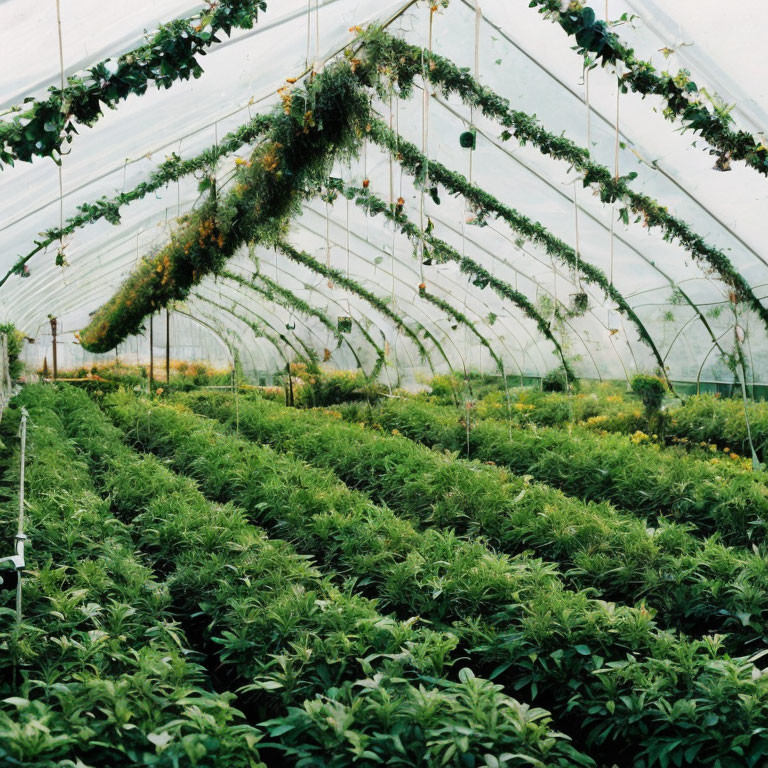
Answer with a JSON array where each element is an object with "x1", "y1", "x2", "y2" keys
[
  {"x1": 335, "y1": 397, "x2": 768, "y2": 546},
  {"x1": 528, "y1": 1, "x2": 768, "y2": 178},
  {"x1": 105, "y1": 388, "x2": 768, "y2": 767},
  {"x1": 284, "y1": 364, "x2": 385, "y2": 407},
  {"x1": 0, "y1": 388, "x2": 263, "y2": 767},
  {"x1": 367, "y1": 119, "x2": 670, "y2": 383},
  {"x1": 80, "y1": 60, "x2": 373, "y2": 352},
  {"x1": 329, "y1": 180, "x2": 572, "y2": 376},
  {"x1": 0, "y1": 1, "x2": 267, "y2": 167},
  {"x1": 277, "y1": 240, "x2": 437, "y2": 373},
  {"x1": 362, "y1": 28, "x2": 768, "y2": 330},
  {"x1": 0, "y1": 323, "x2": 24, "y2": 379},
  {"x1": 2, "y1": 115, "x2": 273, "y2": 288},
  {"x1": 542, "y1": 366, "x2": 576, "y2": 392},
  {"x1": 191, "y1": 390, "x2": 768, "y2": 651},
  {"x1": 50, "y1": 384, "x2": 592, "y2": 766}
]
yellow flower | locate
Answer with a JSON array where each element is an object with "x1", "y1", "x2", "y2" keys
[
  {"x1": 630, "y1": 430, "x2": 650, "y2": 444},
  {"x1": 391, "y1": 429, "x2": 401, "y2": 436}
]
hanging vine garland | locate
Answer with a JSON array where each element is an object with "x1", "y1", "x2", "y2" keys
[
  {"x1": 2, "y1": 114, "x2": 274, "y2": 289},
  {"x1": 195, "y1": 291, "x2": 308, "y2": 364},
  {"x1": 526, "y1": 1, "x2": 768, "y2": 177},
  {"x1": 362, "y1": 29, "x2": 768, "y2": 333},
  {"x1": 79, "y1": 59, "x2": 373, "y2": 353},
  {"x1": 0, "y1": 0, "x2": 268, "y2": 168},
  {"x1": 276, "y1": 240, "x2": 442, "y2": 374},
  {"x1": 221, "y1": 267, "x2": 369, "y2": 374},
  {"x1": 421, "y1": 288, "x2": 505, "y2": 375},
  {"x1": 367, "y1": 119, "x2": 670, "y2": 383},
  {"x1": 331, "y1": 179, "x2": 575, "y2": 379}
]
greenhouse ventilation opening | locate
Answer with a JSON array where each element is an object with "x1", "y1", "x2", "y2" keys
[{"x1": 4, "y1": 1, "x2": 768, "y2": 767}]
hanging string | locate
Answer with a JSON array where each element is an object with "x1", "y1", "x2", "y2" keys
[
  {"x1": 389, "y1": 95, "x2": 397, "y2": 303},
  {"x1": 305, "y1": 0, "x2": 312, "y2": 69},
  {"x1": 610, "y1": 75, "x2": 621, "y2": 288},
  {"x1": 584, "y1": 65, "x2": 591, "y2": 152},
  {"x1": 346, "y1": 195, "x2": 351, "y2": 278},
  {"x1": 314, "y1": 0, "x2": 320, "y2": 67},
  {"x1": 418, "y1": 4, "x2": 434, "y2": 285},
  {"x1": 55, "y1": 0, "x2": 66, "y2": 272},
  {"x1": 573, "y1": 181, "x2": 581, "y2": 291}
]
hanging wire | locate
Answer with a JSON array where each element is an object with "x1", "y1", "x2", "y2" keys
[{"x1": 55, "y1": 0, "x2": 66, "y2": 274}]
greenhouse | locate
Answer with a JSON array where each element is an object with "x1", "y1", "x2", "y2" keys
[{"x1": 3, "y1": 0, "x2": 768, "y2": 765}]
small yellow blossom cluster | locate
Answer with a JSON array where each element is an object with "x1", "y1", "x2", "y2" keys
[{"x1": 630, "y1": 430, "x2": 650, "y2": 444}]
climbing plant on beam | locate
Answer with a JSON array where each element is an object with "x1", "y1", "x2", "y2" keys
[
  {"x1": 0, "y1": 0, "x2": 267, "y2": 167},
  {"x1": 2, "y1": 113, "x2": 274, "y2": 288},
  {"x1": 362, "y1": 29, "x2": 768, "y2": 332},
  {"x1": 276, "y1": 240, "x2": 447, "y2": 376},
  {"x1": 194, "y1": 292, "x2": 309, "y2": 365},
  {"x1": 368, "y1": 120, "x2": 671, "y2": 386},
  {"x1": 79, "y1": 58, "x2": 373, "y2": 353},
  {"x1": 329, "y1": 179, "x2": 575, "y2": 379},
  {"x1": 220, "y1": 268, "x2": 368, "y2": 374},
  {"x1": 526, "y1": 1, "x2": 768, "y2": 177}
]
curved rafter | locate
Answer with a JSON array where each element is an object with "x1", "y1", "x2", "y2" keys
[
  {"x1": 364, "y1": 28, "x2": 768, "y2": 331},
  {"x1": 331, "y1": 180, "x2": 575, "y2": 378},
  {"x1": 276, "y1": 240, "x2": 444, "y2": 376}
]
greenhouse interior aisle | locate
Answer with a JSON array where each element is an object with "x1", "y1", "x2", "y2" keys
[{"x1": 2, "y1": 1, "x2": 768, "y2": 766}]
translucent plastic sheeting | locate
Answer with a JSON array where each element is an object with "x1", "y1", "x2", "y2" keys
[{"x1": 2, "y1": 0, "x2": 767, "y2": 386}]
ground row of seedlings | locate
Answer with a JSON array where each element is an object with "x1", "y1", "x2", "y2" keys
[
  {"x1": 95, "y1": 386, "x2": 768, "y2": 768},
  {"x1": 178, "y1": 390, "x2": 768, "y2": 651},
  {"x1": 40, "y1": 383, "x2": 594, "y2": 767},
  {"x1": 333, "y1": 397, "x2": 768, "y2": 546}
]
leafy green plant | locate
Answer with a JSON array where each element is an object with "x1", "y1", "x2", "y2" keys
[
  {"x1": 0, "y1": 387, "x2": 263, "y2": 767},
  {"x1": 0, "y1": 323, "x2": 24, "y2": 379},
  {"x1": 80, "y1": 59, "x2": 374, "y2": 353},
  {"x1": 0, "y1": 1, "x2": 268, "y2": 167},
  {"x1": 335, "y1": 398, "x2": 768, "y2": 546},
  {"x1": 542, "y1": 366, "x2": 576, "y2": 393},
  {"x1": 190, "y1": 390, "x2": 768, "y2": 653},
  {"x1": 48, "y1": 383, "x2": 592, "y2": 767},
  {"x1": 103, "y1": 388, "x2": 768, "y2": 766}
]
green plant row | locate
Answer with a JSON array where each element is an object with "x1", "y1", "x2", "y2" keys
[
  {"x1": 367, "y1": 119, "x2": 671, "y2": 384},
  {"x1": 105, "y1": 388, "x2": 768, "y2": 767},
  {"x1": 48, "y1": 383, "x2": 593, "y2": 767},
  {"x1": 362, "y1": 28, "x2": 768, "y2": 330},
  {"x1": 186, "y1": 389, "x2": 768, "y2": 652},
  {"x1": 0, "y1": 387, "x2": 263, "y2": 767},
  {"x1": 276, "y1": 240, "x2": 438, "y2": 374},
  {"x1": 79, "y1": 58, "x2": 373, "y2": 353},
  {"x1": 329, "y1": 180, "x2": 574, "y2": 378},
  {"x1": 664, "y1": 394, "x2": 768, "y2": 463},
  {"x1": 1, "y1": 114, "x2": 273, "y2": 289},
  {"x1": 335, "y1": 397, "x2": 768, "y2": 546},
  {"x1": 528, "y1": 1, "x2": 768, "y2": 177},
  {"x1": 0, "y1": 1, "x2": 267, "y2": 167},
  {"x1": 0, "y1": 322, "x2": 24, "y2": 379}
]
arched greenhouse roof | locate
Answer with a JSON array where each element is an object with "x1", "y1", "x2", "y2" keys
[{"x1": 2, "y1": 0, "x2": 767, "y2": 387}]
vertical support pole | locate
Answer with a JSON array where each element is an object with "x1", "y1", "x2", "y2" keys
[
  {"x1": 286, "y1": 362, "x2": 294, "y2": 407},
  {"x1": 16, "y1": 408, "x2": 28, "y2": 623},
  {"x1": 49, "y1": 317, "x2": 58, "y2": 380},
  {"x1": 165, "y1": 309, "x2": 171, "y2": 384},
  {"x1": 149, "y1": 315, "x2": 154, "y2": 394}
]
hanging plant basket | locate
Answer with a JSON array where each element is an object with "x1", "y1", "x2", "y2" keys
[
  {"x1": 338, "y1": 316, "x2": 352, "y2": 333},
  {"x1": 570, "y1": 292, "x2": 589, "y2": 314},
  {"x1": 459, "y1": 129, "x2": 477, "y2": 150}
]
